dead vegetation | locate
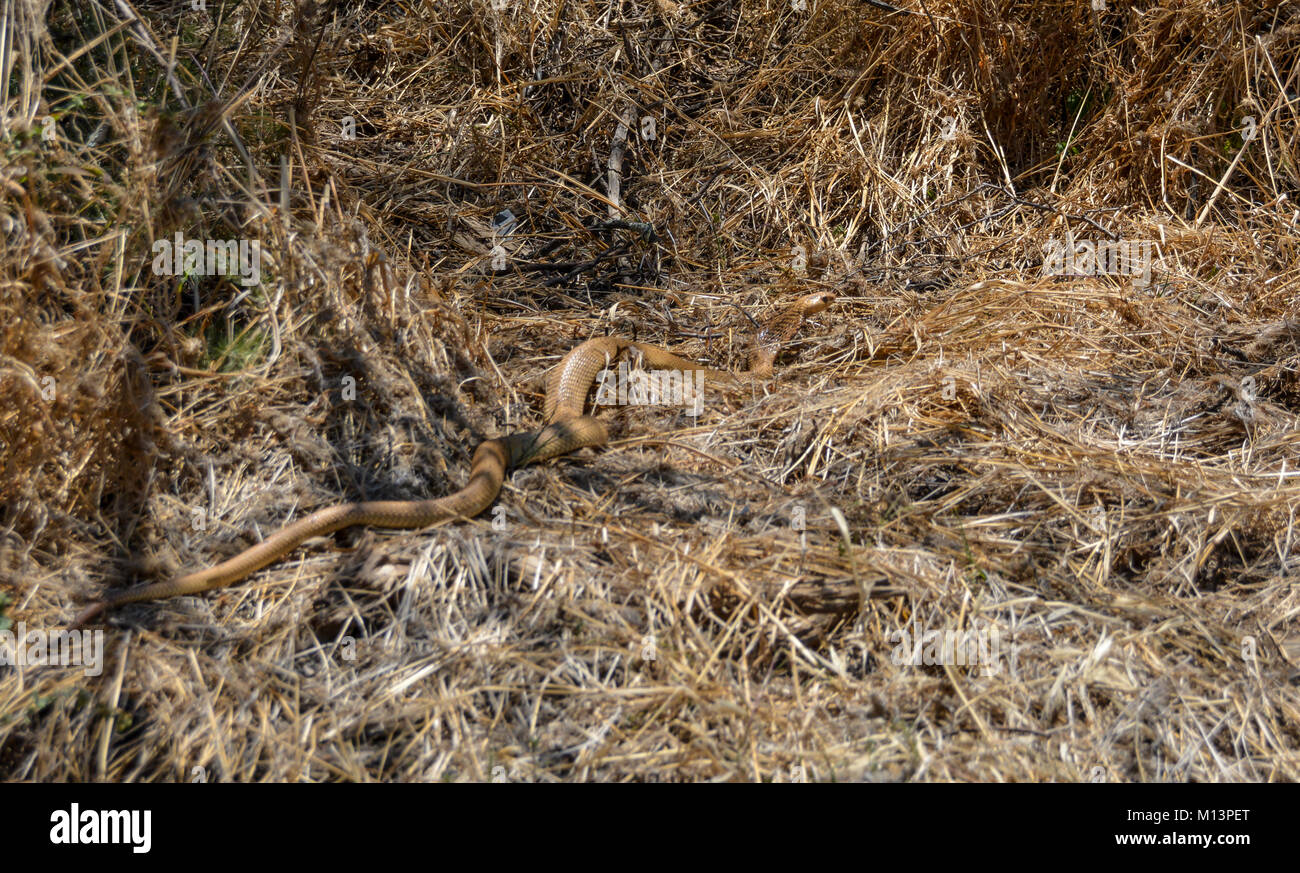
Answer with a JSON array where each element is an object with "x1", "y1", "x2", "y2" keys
[{"x1": 1, "y1": 0, "x2": 1298, "y2": 781}]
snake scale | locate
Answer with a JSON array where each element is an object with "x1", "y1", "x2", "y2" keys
[{"x1": 71, "y1": 291, "x2": 835, "y2": 626}]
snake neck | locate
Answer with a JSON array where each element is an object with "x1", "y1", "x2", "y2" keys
[{"x1": 747, "y1": 291, "x2": 834, "y2": 374}]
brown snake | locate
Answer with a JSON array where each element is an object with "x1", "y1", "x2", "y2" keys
[{"x1": 71, "y1": 291, "x2": 834, "y2": 627}]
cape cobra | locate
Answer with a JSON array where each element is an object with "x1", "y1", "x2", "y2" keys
[{"x1": 71, "y1": 291, "x2": 835, "y2": 627}]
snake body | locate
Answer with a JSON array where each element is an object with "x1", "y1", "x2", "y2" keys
[{"x1": 72, "y1": 291, "x2": 834, "y2": 626}]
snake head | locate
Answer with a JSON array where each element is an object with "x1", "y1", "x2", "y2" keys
[{"x1": 799, "y1": 291, "x2": 836, "y2": 315}]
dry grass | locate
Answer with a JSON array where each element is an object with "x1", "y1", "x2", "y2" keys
[{"x1": 2, "y1": 0, "x2": 1298, "y2": 781}]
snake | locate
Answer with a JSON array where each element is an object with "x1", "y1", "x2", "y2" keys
[{"x1": 71, "y1": 291, "x2": 835, "y2": 627}]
